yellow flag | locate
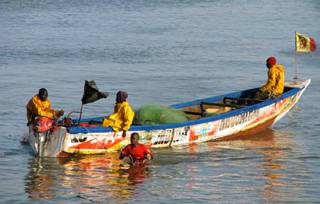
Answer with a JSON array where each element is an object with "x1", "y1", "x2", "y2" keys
[{"x1": 295, "y1": 32, "x2": 317, "y2": 52}]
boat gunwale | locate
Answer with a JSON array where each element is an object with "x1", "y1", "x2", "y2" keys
[{"x1": 67, "y1": 84, "x2": 304, "y2": 134}]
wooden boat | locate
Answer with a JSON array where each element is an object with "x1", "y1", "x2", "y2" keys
[{"x1": 27, "y1": 79, "x2": 310, "y2": 157}]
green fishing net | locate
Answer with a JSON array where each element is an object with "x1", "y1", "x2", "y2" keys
[{"x1": 133, "y1": 103, "x2": 190, "y2": 125}]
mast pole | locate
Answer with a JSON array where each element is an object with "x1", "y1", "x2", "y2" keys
[{"x1": 78, "y1": 103, "x2": 84, "y2": 124}]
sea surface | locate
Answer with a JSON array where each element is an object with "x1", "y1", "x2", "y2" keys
[{"x1": 0, "y1": 0, "x2": 320, "y2": 203}]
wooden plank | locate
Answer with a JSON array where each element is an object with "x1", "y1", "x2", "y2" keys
[
  {"x1": 183, "y1": 110, "x2": 203, "y2": 116},
  {"x1": 201, "y1": 101, "x2": 245, "y2": 109}
]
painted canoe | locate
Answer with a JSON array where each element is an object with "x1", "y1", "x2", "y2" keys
[{"x1": 27, "y1": 79, "x2": 311, "y2": 157}]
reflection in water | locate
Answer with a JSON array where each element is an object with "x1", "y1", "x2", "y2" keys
[
  {"x1": 24, "y1": 153, "x2": 152, "y2": 202},
  {"x1": 208, "y1": 129, "x2": 292, "y2": 202},
  {"x1": 24, "y1": 158, "x2": 57, "y2": 200},
  {"x1": 169, "y1": 129, "x2": 296, "y2": 203},
  {"x1": 255, "y1": 130, "x2": 294, "y2": 203},
  {"x1": 24, "y1": 129, "x2": 302, "y2": 203}
]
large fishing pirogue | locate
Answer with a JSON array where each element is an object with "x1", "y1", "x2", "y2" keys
[{"x1": 27, "y1": 79, "x2": 310, "y2": 157}]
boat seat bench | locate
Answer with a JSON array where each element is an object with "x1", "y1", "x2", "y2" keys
[
  {"x1": 200, "y1": 101, "x2": 245, "y2": 109},
  {"x1": 183, "y1": 110, "x2": 203, "y2": 116},
  {"x1": 183, "y1": 97, "x2": 264, "y2": 117},
  {"x1": 183, "y1": 101, "x2": 244, "y2": 117},
  {"x1": 223, "y1": 97, "x2": 264, "y2": 106}
]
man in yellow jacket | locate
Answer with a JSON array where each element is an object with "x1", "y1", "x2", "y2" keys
[
  {"x1": 26, "y1": 88, "x2": 64, "y2": 125},
  {"x1": 102, "y1": 91, "x2": 134, "y2": 137},
  {"x1": 255, "y1": 56, "x2": 285, "y2": 100}
]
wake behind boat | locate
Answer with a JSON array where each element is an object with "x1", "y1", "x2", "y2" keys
[{"x1": 27, "y1": 79, "x2": 310, "y2": 157}]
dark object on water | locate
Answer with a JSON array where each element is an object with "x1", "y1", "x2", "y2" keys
[
  {"x1": 79, "y1": 80, "x2": 109, "y2": 123},
  {"x1": 81, "y1": 80, "x2": 109, "y2": 104}
]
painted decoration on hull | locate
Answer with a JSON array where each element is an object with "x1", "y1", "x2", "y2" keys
[
  {"x1": 189, "y1": 121, "x2": 220, "y2": 143},
  {"x1": 65, "y1": 132, "x2": 127, "y2": 154},
  {"x1": 28, "y1": 79, "x2": 309, "y2": 157},
  {"x1": 63, "y1": 92, "x2": 300, "y2": 154}
]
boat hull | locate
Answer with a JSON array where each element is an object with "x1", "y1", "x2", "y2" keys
[
  {"x1": 27, "y1": 79, "x2": 310, "y2": 157},
  {"x1": 28, "y1": 125, "x2": 68, "y2": 157}
]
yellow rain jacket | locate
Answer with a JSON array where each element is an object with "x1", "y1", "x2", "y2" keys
[
  {"x1": 102, "y1": 101, "x2": 135, "y2": 132},
  {"x1": 260, "y1": 64, "x2": 285, "y2": 96},
  {"x1": 26, "y1": 95, "x2": 59, "y2": 123}
]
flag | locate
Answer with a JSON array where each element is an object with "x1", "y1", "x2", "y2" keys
[
  {"x1": 295, "y1": 32, "x2": 317, "y2": 52},
  {"x1": 81, "y1": 80, "x2": 108, "y2": 104}
]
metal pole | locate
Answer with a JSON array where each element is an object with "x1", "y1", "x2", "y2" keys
[
  {"x1": 294, "y1": 51, "x2": 298, "y2": 80},
  {"x1": 78, "y1": 103, "x2": 84, "y2": 124},
  {"x1": 293, "y1": 31, "x2": 298, "y2": 80}
]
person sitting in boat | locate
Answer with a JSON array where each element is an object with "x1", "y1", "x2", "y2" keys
[
  {"x1": 102, "y1": 91, "x2": 135, "y2": 137},
  {"x1": 119, "y1": 132, "x2": 153, "y2": 164},
  {"x1": 255, "y1": 56, "x2": 285, "y2": 100},
  {"x1": 26, "y1": 88, "x2": 64, "y2": 125}
]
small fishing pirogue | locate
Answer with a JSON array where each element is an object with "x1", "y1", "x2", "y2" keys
[{"x1": 27, "y1": 79, "x2": 310, "y2": 157}]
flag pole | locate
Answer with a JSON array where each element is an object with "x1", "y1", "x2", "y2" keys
[
  {"x1": 293, "y1": 31, "x2": 298, "y2": 80},
  {"x1": 294, "y1": 51, "x2": 298, "y2": 80}
]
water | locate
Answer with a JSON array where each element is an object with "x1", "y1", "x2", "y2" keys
[{"x1": 1, "y1": 0, "x2": 320, "y2": 203}]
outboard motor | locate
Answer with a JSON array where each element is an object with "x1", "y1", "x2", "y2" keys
[{"x1": 34, "y1": 117, "x2": 54, "y2": 157}]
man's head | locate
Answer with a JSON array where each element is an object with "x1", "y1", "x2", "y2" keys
[
  {"x1": 116, "y1": 91, "x2": 128, "y2": 103},
  {"x1": 38, "y1": 88, "x2": 48, "y2": 101},
  {"x1": 130, "y1": 132, "x2": 139, "y2": 146},
  {"x1": 266, "y1": 56, "x2": 277, "y2": 69}
]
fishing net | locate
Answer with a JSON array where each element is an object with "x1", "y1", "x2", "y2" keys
[{"x1": 133, "y1": 103, "x2": 190, "y2": 125}]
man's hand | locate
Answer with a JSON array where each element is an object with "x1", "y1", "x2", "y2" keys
[
  {"x1": 145, "y1": 153, "x2": 152, "y2": 160},
  {"x1": 57, "y1": 109, "x2": 64, "y2": 117},
  {"x1": 119, "y1": 152, "x2": 125, "y2": 160}
]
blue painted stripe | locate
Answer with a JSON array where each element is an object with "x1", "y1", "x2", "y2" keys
[{"x1": 68, "y1": 87, "x2": 301, "y2": 134}]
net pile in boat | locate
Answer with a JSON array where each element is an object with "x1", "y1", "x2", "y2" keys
[{"x1": 133, "y1": 103, "x2": 189, "y2": 125}]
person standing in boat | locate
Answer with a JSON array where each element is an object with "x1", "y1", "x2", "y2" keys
[
  {"x1": 119, "y1": 132, "x2": 153, "y2": 164},
  {"x1": 255, "y1": 56, "x2": 285, "y2": 100},
  {"x1": 102, "y1": 91, "x2": 135, "y2": 137},
  {"x1": 26, "y1": 88, "x2": 64, "y2": 125}
]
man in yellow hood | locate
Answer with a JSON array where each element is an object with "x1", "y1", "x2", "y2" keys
[
  {"x1": 26, "y1": 88, "x2": 64, "y2": 125},
  {"x1": 102, "y1": 91, "x2": 135, "y2": 137},
  {"x1": 256, "y1": 56, "x2": 285, "y2": 100}
]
